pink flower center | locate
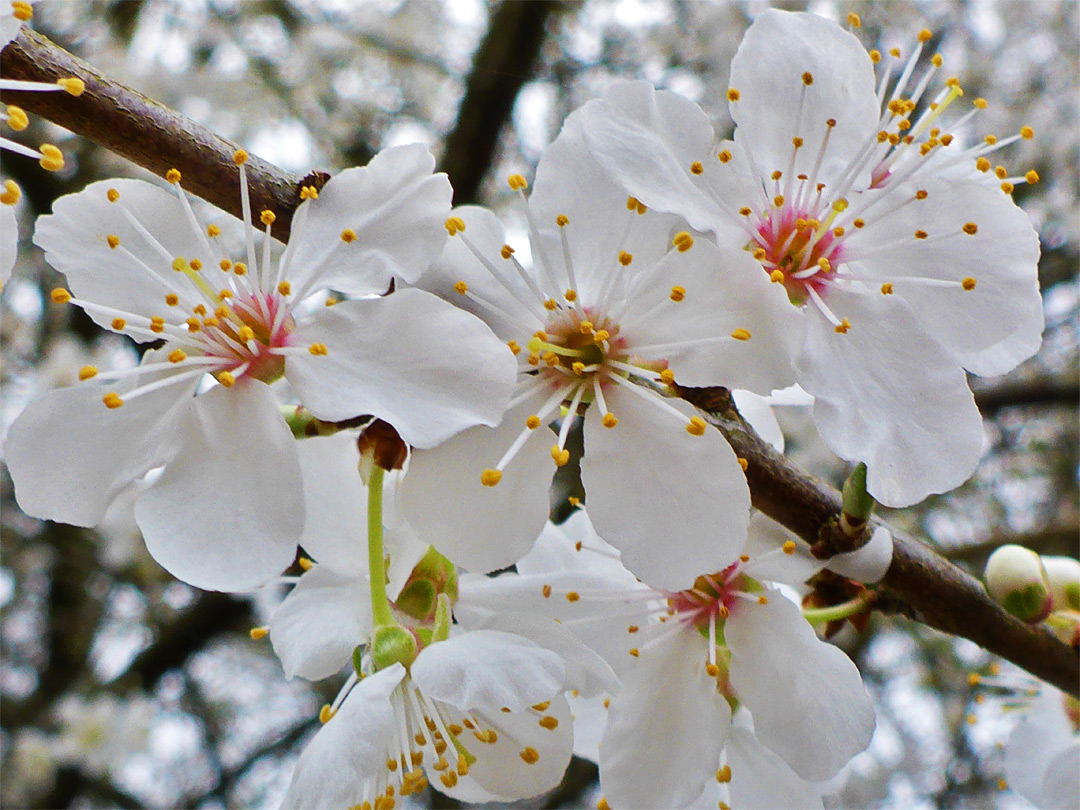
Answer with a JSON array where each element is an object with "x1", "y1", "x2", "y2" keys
[{"x1": 749, "y1": 203, "x2": 846, "y2": 305}]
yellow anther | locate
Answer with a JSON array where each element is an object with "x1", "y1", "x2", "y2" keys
[
  {"x1": 234, "y1": 262, "x2": 248, "y2": 275},
  {"x1": 594, "y1": 329, "x2": 609, "y2": 343},
  {"x1": 753, "y1": 248, "x2": 767, "y2": 261},
  {"x1": 853, "y1": 218, "x2": 865, "y2": 229},
  {"x1": 480, "y1": 469, "x2": 502, "y2": 487},
  {"x1": 832, "y1": 198, "x2": 848, "y2": 213},
  {"x1": 718, "y1": 150, "x2": 733, "y2": 164},
  {"x1": 931, "y1": 53, "x2": 943, "y2": 68},
  {"x1": 238, "y1": 326, "x2": 255, "y2": 342},
  {"x1": 544, "y1": 352, "x2": 559, "y2": 367},
  {"x1": 527, "y1": 354, "x2": 540, "y2": 366},
  {"x1": 298, "y1": 557, "x2": 314, "y2": 571},
  {"x1": 782, "y1": 540, "x2": 798, "y2": 556},
  {"x1": 450, "y1": 281, "x2": 467, "y2": 296},
  {"x1": 984, "y1": 134, "x2": 998, "y2": 145},
  {"x1": 737, "y1": 457, "x2": 749, "y2": 471},
  {"x1": 847, "y1": 11, "x2": 861, "y2": 27},
  {"x1": 757, "y1": 594, "x2": 769, "y2": 605},
  {"x1": 727, "y1": 88, "x2": 740, "y2": 101},
  {"x1": 507, "y1": 340, "x2": 521, "y2": 355},
  {"x1": 217, "y1": 371, "x2": 236, "y2": 388},
  {"x1": 538, "y1": 716, "x2": 559, "y2": 730},
  {"x1": 835, "y1": 318, "x2": 852, "y2": 334},
  {"x1": 918, "y1": 28, "x2": 933, "y2": 42},
  {"x1": 186, "y1": 318, "x2": 201, "y2": 332},
  {"x1": 526, "y1": 415, "x2": 541, "y2": 430},
  {"x1": 801, "y1": 71, "x2": 814, "y2": 86},
  {"x1": 626, "y1": 195, "x2": 639, "y2": 211},
  {"x1": 498, "y1": 245, "x2": 517, "y2": 262},
  {"x1": 627, "y1": 625, "x2": 639, "y2": 634},
  {"x1": 507, "y1": 174, "x2": 528, "y2": 190},
  {"x1": 792, "y1": 136, "x2": 804, "y2": 149},
  {"x1": 542, "y1": 584, "x2": 552, "y2": 599},
  {"x1": 232, "y1": 149, "x2": 248, "y2": 165},
  {"x1": 260, "y1": 209, "x2": 276, "y2": 226},
  {"x1": 165, "y1": 168, "x2": 182, "y2": 184},
  {"x1": 962, "y1": 222, "x2": 978, "y2": 235},
  {"x1": 995, "y1": 165, "x2": 1008, "y2": 179},
  {"x1": 551, "y1": 446, "x2": 570, "y2": 467},
  {"x1": 966, "y1": 714, "x2": 977, "y2": 726},
  {"x1": 962, "y1": 277, "x2": 976, "y2": 291},
  {"x1": 568, "y1": 496, "x2": 580, "y2": 507},
  {"x1": 881, "y1": 283, "x2": 894, "y2": 295},
  {"x1": 771, "y1": 170, "x2": 782, "y2": 181},
  {"x1": 457, "y1": 756, "x2": 470, "y2": 776},
  {"x1": 249, "y1": 626, "x2": 268, "y2": 640},
  {"x1": 659, "y1": 369, "x2": 675, "y2": 385},
  {"x1": 773, "y1": 195, "x2": 785, "y2": 208},
  {"x1": 915, "y1": 189, "x2": 929, "y2": 201},
  {"x1": 686, "y1": 416, "x2": 707, "y2": 436},
  {"x1": 414, "y1": 732, "x2": 427, "y2": 746},
  {"x1": 672, "y1": 231, "x2": 694, "y2": 252},
  {"x1": 565, "y1": 289, "x2": 579, "y2": 302},
  {"x1": 12, "y1": 1, "x2": 33, "y2": 21},
  {"x1": 101, "y1": 233, "x2": 120, "y2": 250},
  {"x1": 273, "y1": 281, "x2": 290, "y2": 296},
  {"x1": 308, "y1": 342, "x2": 328, "y2": 355},
  {"x1": 572, "y1": 361, "x2": 585, "y2": 375},
  {"x1": 719, "y1": 803, "x2": 731, "y2": 810},
  {"x1": 38, "y1": 144, "x2": 64, "y2": 172},
  {"x1": 575, "y1": 320, "x2": 591, "y2": 335},
  {"x1": 78, "y1": 365, "x2": 98, "y2": 381},
  {"x1": 332, "y1": 228, "x2": 356, "y2": 246},
  {"x1": 869, "y1": 49, "x2": 881, "y2": 63},
  {"x1": 690, "y1": 161, "x2": 704, "y2": 175},
  {"x1": 299, "y1": 185, "x2": 318, "y2": 200},
  {"x1": 1001, "y1": 182, "x2": 1015, "y2": 194},
  {"x1": 102, "y1": 392, "x2": 124, "y2": 409},
  {"x1": 770, "y1": 269, "x2": 785, "y2": 283},
  {"x1": 150, "y1": 316, "x2": 165, "y2": 333},
  {"x1": 597, "y1": 799, "x2": 611, "y2": 810},
  {"x1": 218, "y1": 259, "x2": 233, "y2": 272},
  {"x1": 193, "y1": 304, "x2": 207, "y2": 316},
  {"x1": 217, "y1": 288, "x2": 232, "y2": 300},
  {"x1": 730, "y1": 328, "x2": 751, "y2": 341},
  {"x1": 319, "y1": 704, "x2": 335, "y2": 724},
  {"x1": 50, "y1": 288, "x2": 72, "y2": 304},
  {"x1": 716, "y1": 765, "x2": 732, "y2": 783},
  {"x1": 519, "y1": 747, "x2": 540, "y2": 764},
  {"x1": 832, "y1": 226, "x2": 845, "y2": 238},
  {"x1": 670, "y1": 285, "x2": 686, "y2": 302},
  {"x1": 1025, "y1": 170, "x2": 1040, "y2": 184},
  {"x1": 189, "y1": 259, "x2": 202, "y2": 272},
  {"x1": 544, "y1": 298, "x2": 558, "y2": 310},
  {"x1": 706, "y1": 663, "x2": 720, "y2": 677},
  {"x1": 168, "y1": 349, "x2": 187, "y2": 364},
  {"x1": 0, "y1": 180, "x2": 20, "y2": 210},
  {"x1": 1020, "y1": 126, "x2": 1034, "y2": 139},
  {"x1": 556, "y1": 214, "x2": 569, "y2": 227},
  {"x1": 967, "y1": 672, "x2": 982, "y2": 687},
  {"x1": 56, "y1": 77, "x2": 85, "y2": 97},
  {"x1": 876, "y1": 131, "x2": 889, "y2": 143},
  {"x1": 629, "y1": 648, "x2": 640, "y2": 657},
  {"x1": 602, "y1": 412, "x2": 618, "y2": 428},
  {"x1": 914, "y1": 230, "x2": 928, "y2": 240},
  {"x1": 5, "y1": 105, "x2": 28, "y2": 132}
]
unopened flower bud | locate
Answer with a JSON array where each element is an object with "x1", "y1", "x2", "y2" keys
[
  {"x1": 395, "y1": 546, "x2": 459, "y2": 621},
  {"x1": 984, "y1": 545, "x2": 1052, "y2": 623},
  {"x1": 357, "y1": 419, "x2": 408, "y2": 483},
  {"x1": 1041, "y1": 555, "x2": 1080, "y2": 612},
  {"x1": 371, "y1": 624, "x2": 418, "y2": 672}
]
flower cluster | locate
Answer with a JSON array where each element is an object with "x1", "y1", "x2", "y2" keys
[{"x1": 3, "y1": 7, "x2": 1058, "y2": 809}]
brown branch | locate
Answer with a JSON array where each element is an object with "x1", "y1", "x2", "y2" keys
[
  {"x1": 4, "y1": 28, "x2": 1076, "y2": 697},
  {"x1": 1, "y1": 28, "x2": 302, "y2": 240},
  {"x1": 680, "y1": 386, "x2": 1079, "y2": 698}
]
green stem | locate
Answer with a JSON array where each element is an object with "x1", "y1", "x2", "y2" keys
[
  {"x1": 802, "y1": 594, "x2": 874, "y2": 626},
  {"x1": 367, "y1": 465, "x2": 394, "y2": 628}
]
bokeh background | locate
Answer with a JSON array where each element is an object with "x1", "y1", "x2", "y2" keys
[{"x1": 1, "y1": 1, "x2": 1076, "y2": 807}]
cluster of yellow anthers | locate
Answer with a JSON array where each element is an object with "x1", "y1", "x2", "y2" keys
[{"x1": 46, "y1": 150, "x2": 340, "y2": 409}]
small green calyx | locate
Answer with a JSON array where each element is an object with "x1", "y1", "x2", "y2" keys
[
  {"x1": 841, "y1": 462, "x2": 874, "y2": 530},
  {"x1": 1002, "y1": 582, "x2": 1053, "y2": 624},
  {"x1": 395, "y1": 579, "x2": 438, "y2": 621},
  {"x1": 395, "y1": 546, "x2": 458, "y2": 621},
  {"x1": 371, "y1": 624, "x2": 419, "y2": 671}
]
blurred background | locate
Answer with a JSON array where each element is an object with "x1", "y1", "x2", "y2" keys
[{"x1": 1, "y1": 0, "x2": 1076, "y2": 807}]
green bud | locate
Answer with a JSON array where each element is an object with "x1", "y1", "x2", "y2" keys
[
  {"x1": 985, "y1": 545, "x2": 1052, "y2": 623},
  {"x1": 396, "y1": 546, "x2": 458, "y2": 621},
  {"x1": 395, "y1": 578, "x2": 438, "y2": 621},
  {"x1": 1041, "y1": 555, "x2": 1080, "y2": 612},
  {"x1": 432, "y1": 593, "x2": 452, "y2": 643},
  {"x1": 841, "y1": 462, "x2": 874, "y2": 528},
  {"x1": 371, "y1": 624, "x2": 418, "y2": 671}
]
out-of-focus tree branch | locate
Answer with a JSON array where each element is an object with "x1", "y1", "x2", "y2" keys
[
  {"x1": 972, "y1": 374, "x2": 1079, "y2": 415},
  {"x1": 3, "y1": 24, "x2": 1076, "y2": 698},
  {"x1": 680, "y1": 386, "x2": 1079, "y2": 698}
]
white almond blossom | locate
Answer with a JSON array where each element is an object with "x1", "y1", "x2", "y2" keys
[
  {"x1": 1003, "y1": 684, "x2": 1079, "y2": 809},
  {"x1": 5, "y1": 144, "x2": 516, "y2": 591},
  {"x1": 265, "y1": 435, "x2": 602, "y2": 808},
  {"x1": 576, "y1": 9, "x2": 1043, "y2": 507},
  {"x1": 455, "y1": 510, "x2": 878, "y2": 808},
  {"x1": 400, "y1": 112, "x2": 797, "y2": 590}
]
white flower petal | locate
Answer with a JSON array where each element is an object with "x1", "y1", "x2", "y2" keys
[
  {"x1": 845, "y1": 178, "x2": 1042, "y2": 374},
  {"x1": 620, "y1": 239, "x2": 797, "y2": 394},
  {"x1": 269, "y1": 566, "x2": 371, "y2": 680},
  {"x1": 6, "y1": 353, "x2": 193, "y2": 527},
  {"x1": 726, "y1": 592, "x2": 875, "y2": 781},
  {"x1": 727, "y1": 726, "x2": 825, "y2": 810},
  {"x1": 33, "y1": 179, "x2": 237, "y2": 336},
  {"x1": 442, "y1": 693, "x2": 574, "y2": 802},
  {"x1": 581, "y1": 387, "x2": 749, "y2": 590},
  {"x1": 398, "y1": 391, "x2": 554, "y2": 572},
  {"x1": 740, "y1": 512, "x2": 824, "y2": 585},
  {"x1": 294, "y1": 433, "x2": 367, "y2": 576},
  {"x1": 576, "y1": 81, "x2": 739, "y2": 240},
  {"x1": 282, "y1": 144, "x2": 452, "y2": 295},
  {"x1": 600, "y1": 628, "x2": 731, "y2": 809},
  {"x1": 1040, "y1": 740, "x2": 1080, "y2": 810},
  {"x1": 1005, "y1": 687, "x2": 1075, "y2": 805},
  {"x1": 280, "y1": 664, "x2": 405, "y2": 810},
  {"x1": 411, "y1": 629, "x2": 565, "y2": 715},
  {"x1": 826, "y1": 526, "x2": 893, "y2": 583},
  {"x1": 135, "y1": 380, "x2": 304, "y2": 591},
  {"x1": 288, "y1": 288, "x2": 517, "y2": 448},
  {"x1": 732, "y1": 390, "x2": 785, "y2": 453},
  {"x1": 796, "y1": 287, "x2": 984, "y2": 507},
  {"x1": 516, "y1": 511, "x2": 635, "y2": 581},
  {"x1": 729, "y1": 9, "x2": 878, "y2": 188}
]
